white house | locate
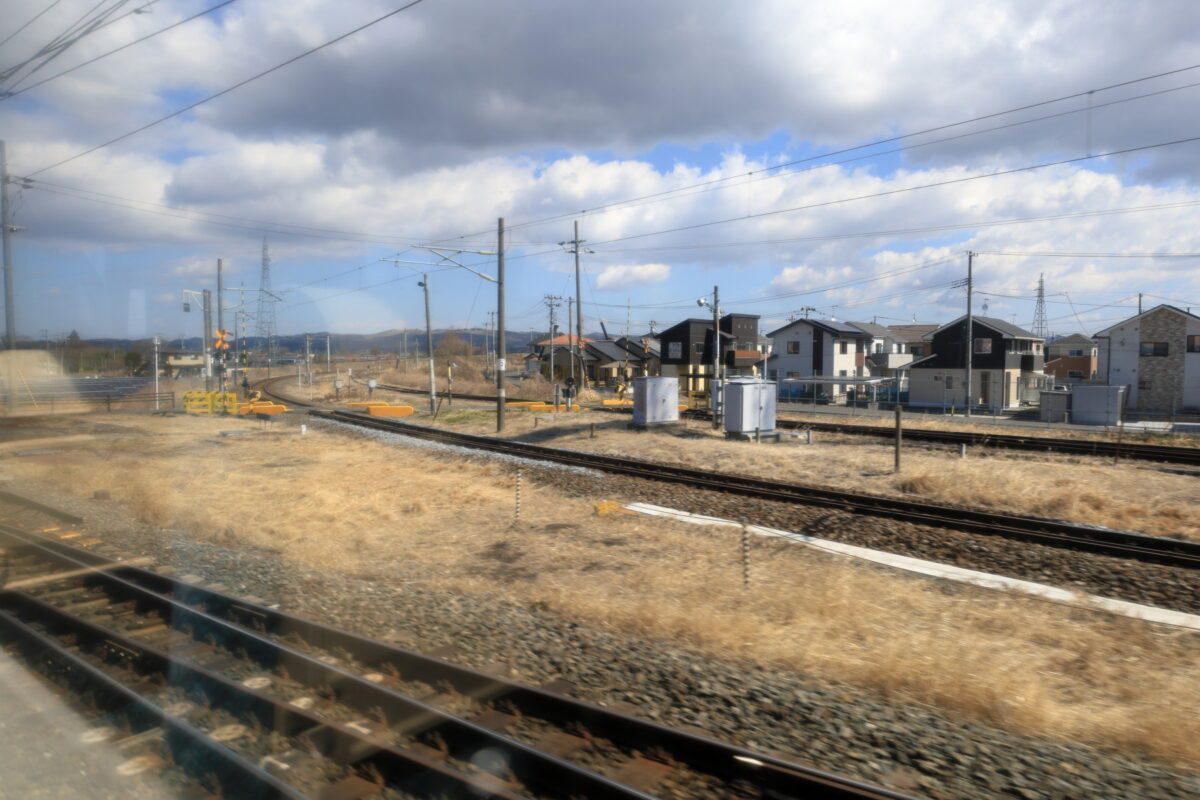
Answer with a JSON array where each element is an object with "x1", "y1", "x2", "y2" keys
[
  {"x1": 766, "y1": 319, "x2": 873, "y2": 399},
  {"x1": 1094, "y1": 304, "x2": 1200, "y2": 413},
  {"x1": 848, "y1": 321, "x2": 915, "y2": 377}
]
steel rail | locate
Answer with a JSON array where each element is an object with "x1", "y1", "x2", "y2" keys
[
  {"x1": 0, "y1": 515, "x2": 913, "y2": 800},
  {"x1": 0, "y1": 523, "x2": 660, "y2": 800},
  {"x1": 364, "y1": 380, "x2": 1200, "y2": 467},
  {"x1": 0, "y1": 611, "x2": 307, "y2": 800},
  {"x1": 313, "y1": 409, "x2": 1200, "y2": 570}
]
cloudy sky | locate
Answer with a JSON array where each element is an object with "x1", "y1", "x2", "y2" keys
[{"x1": 3, "y1": 0, "x2": 1200, "y2": 343}]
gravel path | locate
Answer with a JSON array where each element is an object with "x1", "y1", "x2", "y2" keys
[{"x1": 6, "y1": 466, "x2": 1200, "y2": 800}]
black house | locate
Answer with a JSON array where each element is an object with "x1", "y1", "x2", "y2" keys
[
  {"x1": 907, "y1": 316, "x2": 1046, "y2": 409},
  {"x1": 659, "y1": 313, "x2": 761, "y2": 392}
]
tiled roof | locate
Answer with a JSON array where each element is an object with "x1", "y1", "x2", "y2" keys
[
  {"x1": 535, "y1": 334, "x2": 593, "y2": 346},
  {"x1": 848, "y1": 321, "x2": 892, "y2": 338}
]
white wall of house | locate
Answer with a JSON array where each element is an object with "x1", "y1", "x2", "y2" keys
[
  {"x1": 908, "y1": 368, "x2": 1021, "y2": 409},
  {"x1": 768, "y1": 322, "x2": 867, "y2": 395},
  {"x1": 1097, "y1": 310, "x2": 1200, "y2": 410},
  {"x1": 1098, "y1": 321, "x2": 1142, "y2": 406}
]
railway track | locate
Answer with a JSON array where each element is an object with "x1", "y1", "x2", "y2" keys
[
  {"x1": 362, "y1": 380, "x2": 1200, "y2": 467},
  {"x1": 0, "y1": 491, "x2": 910, "y2": 800},
  {"x1": 311, "y1": 409, "x2": 1200, "y2": 570}
]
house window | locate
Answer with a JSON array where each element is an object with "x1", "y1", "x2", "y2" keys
[
  {"x1": 874, "y1": 343, "x2": 883, "y2": 353},
  {"x1": 786, "y1": 371, "x2": 801, "y2": 379},
  {"x1": 1067, "y1": 349, "x2": 1084, "y2": 357},
  {"x1": 910, "y1": 345, "x2": 924, "y2": 356},
  {"x1": 838, "y1": 369, "x2": 848, "y2": 377},
  {"x1": 1138, "y1": 378, "x2": 1153, "y2": 392},
  {"x1": 944, "y1": 376, "x2": 955, "y2": 390},
  {"x1": 668, "y1": 341, "x2": 682, "y2": 359},
  {"x1": 973, "y1": 338, "x2": 992, "y2": 354},
  {"x1": 1140, "y1": 341, "x2": 1169, "y2": 357},
  {"x1": 1188, "y1": 335, "x2": 1200, "y2": 353},
  {"x1": 1068, "y1": 370, "x2": 1084, "y2": 378},
  {"x1": 693, "y1": 342, "x2": 704, "y2": 355},
  {"x1": 839, "y1": 341, "x2": 848, "y2": 355},
  {"x1": 787, "y1": 340, "x2": 800, "y2": 354}
]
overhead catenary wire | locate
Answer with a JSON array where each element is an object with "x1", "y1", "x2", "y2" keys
[
  {"x1": 432, "y1": 61, "x2": 1200, "y2": 242},
  {"x1": 1, "y1": 0, "x2": 160, "y2": 91},
  {"x1": 13, "y1": 65, "x2": 1200, "y2": 257},
  {"x1": 583, "y1": 136, "x2": 1200, "y2": 248},
  {"x1": 591, "y1": 199, "x2": 1200, "y2": 254},
  {"x1": 1, "y1": 0, "x2": 238, "y2": 100},
  {"x1": 23, "y1": 179, "x2": 549, "y2": 246},
  {"x1": 501, "y1": 77, "x2": 1200, "y2": 235},
  {"x1": 22, "y1": 0, "x2": 432, "y2": 177},
  {"x1": 0, "y1": 0, "x2": 67, "y2": 50}
]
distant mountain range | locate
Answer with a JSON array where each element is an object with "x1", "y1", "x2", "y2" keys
[{"x1": 19, "y1": 328, "x2": 621, "y2": 355}]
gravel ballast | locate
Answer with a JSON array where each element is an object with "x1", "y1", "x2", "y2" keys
[{"x1": 6, "y1": 466, "x2": 1200, "y2": 800}]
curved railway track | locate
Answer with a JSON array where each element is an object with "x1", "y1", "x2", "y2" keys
[
  {"x1": 360, "y1": 380, "x2": 1200, "y2": 467},
  {"x1": 0, "y1": 491, "x2": 911, "y2": 800}
]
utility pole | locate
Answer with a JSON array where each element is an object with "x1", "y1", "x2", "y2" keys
[
  {"x1": 1, "y1": 140, "x2": 17, "y2": 411},
  {"x1": 202, "y1": 289, "x2": 213, "y2": 392},
  {"x1": 326, "y1": 334, "x2": 331, "y2": 369},
  {"x1": 545, "y1": 295, "x2": 562, "y2": 409},
  {"x1": 559, "y1": 222, "x2": 590, "y2": 386},
  {"x1": 216, "y1": 258, "x2": 224, "y2": 338},
  {"x1": 711, "y1": 285, "x2": 721, "y2": 429},
  {"x1": 216, "y1": 258, "x2": 226, "y2": 396},
  {"x1": 965, "y1": 251, "x2": 974, "y2": 418},
  {"x1": 153, "y1": 335, "x2": 160, "y2": 409},
  {"x1": 698, "y1": 286, "x2": 722, "y2": 429},
  {"x1": 419, "y1": 274, "x2": 436, "y2": 414},
  {"x1": 567, "y1": 297, "x2": 575, "y2": 392},
  {"x1": 305, "y1": 335, "x2": 312, "y2": 393},
  {"x1": 496, "y1": 217, "x2": 507, "y2": 433}
]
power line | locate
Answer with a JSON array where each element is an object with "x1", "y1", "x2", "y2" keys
[
  {"x1": 0, "y1": 0, "x2": 66, "y2": 49},
  {"x1": 439, "y1": 61, "x2": 1200, "y2": 241},
  {"x1": 26, "y1": 181, "x2": 429, "y2": 244},
  {"x1": 23, "y1": 0, "x2": 431, "y2": 177},
  {"x1": 973, "y1": 250, "x2": 1200, "y2": 257},
  {"x1": 2, "y1": 0, "x2": 237, "y2": 101},
  {"x1": 585, "y1": 136, "x2": 1200, "y2": 248},
  {"x1": 2, "y1": 0, "x2": 159, "y2": 92},
  {"x1": 503, "y1": 77, "x2": 1200, "y2": 235},
  {"x1": 23, "y1": 179, "x2": 549, "y2": 246},
  {"x1": 592, "y1": 199, "x2": 1200, "y2": 254}
]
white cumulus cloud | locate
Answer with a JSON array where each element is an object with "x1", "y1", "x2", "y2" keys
[{"x1": 595, "y1": 263, "x2": 671, "y2": 291}]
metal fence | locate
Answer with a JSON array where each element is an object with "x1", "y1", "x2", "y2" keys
[{"x1": 3, "y1": 391, "x2": 176, "y2": 413}]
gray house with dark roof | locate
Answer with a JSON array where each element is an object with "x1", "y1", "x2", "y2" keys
[
  {"x1": 765, "y1": 318, "x2": 874, "y2": 399},
  {"x1": 907, "y1": 316, "x2": 1048, "y2": 409}
]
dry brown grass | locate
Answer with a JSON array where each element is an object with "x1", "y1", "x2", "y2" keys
[
  {"x1": 5, "y1": 412, "x2": 1200, "y2": 768},
  {"x1": 779, "y1": 408, "x2": 1200, "y2": 447},
  {"x1": 435, "y1": 411, "x2": 1200, "y2": 542}
]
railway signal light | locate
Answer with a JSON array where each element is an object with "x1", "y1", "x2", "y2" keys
[{"x1": 213, "y1": 329, "x2": 233, "y2": 360}]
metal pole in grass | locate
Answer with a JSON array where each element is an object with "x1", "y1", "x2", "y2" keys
[
  {"x1": 740, "y1": 517, "x2": 750, "y2": 589},
  {"x1": 514, "y1": 469, "x2": 522, "y2": 526},
  {"x1": 894, "y1": 405, "x2": 902, "y2": 473}
]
